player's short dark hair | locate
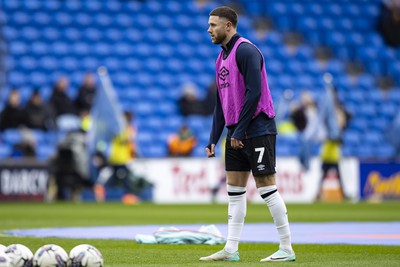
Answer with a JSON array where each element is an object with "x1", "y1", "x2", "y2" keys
[{"x1": 209, "y1": 6, "x2": 238, "y2": 28}]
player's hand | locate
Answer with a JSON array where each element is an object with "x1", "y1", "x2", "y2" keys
[
  {"x1": 206, "y1": 144, "x2": 216, "y2": 158},
  {"x1": 231, "y1": 138, "x2": 244, "y2": 150}
]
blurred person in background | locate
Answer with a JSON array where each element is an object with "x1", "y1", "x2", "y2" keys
[
  {"x1": 167, "y1": 124, "x2": 197, "y2": 157},
  {"x1": 94, "y1": 111, "x2": 139, "y2": 204},
  {"x1": 201, "y1": 6, "x2": 295, "y2": 263},
  {"x1": 51, "y1": 129, "x2": 91, "y2": 201},
  {"x1": 49, "y1": 76, "x2": 77, "y2": 118},
  {"x1": 75, "y1": 73, "x2": 97, "y2": 114},
  {"x1": 23, "y1": 89, "x2": 56, "y2": 131},
  {"x1": 316, "y1": 86, "x2": 351, "y2": 201},
  {"x1": 378, "y1": 0, "x2": 400, "y2": 47},
  {"x1": 290, "y1": 90, "x2": 320, "y2": 170},
  {"x1": 10, "y1": 128, "x2": 37, "y2": 159},
  {"x1": 386, "y1": 109, "x2": 400, "y2": 160},
  {"x1": 200, "y1": 81, "x2": 218, "y2": 116},
  {"x1": 49, "y1": 76, "x2": 80, "y2": 132},
  {"x1": 177, "y1": 82, "x2": 203, "y2": 116},
  {"x1": 275, "y1": 89, "x2": 297, "y2": 136},
  {"x1": 0, "y1": 89, "x2": 24, "y2": 131}
]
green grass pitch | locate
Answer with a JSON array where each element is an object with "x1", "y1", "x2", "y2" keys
[{"x1": 1, "y1": 202, "x2": 399, "y2": 266}]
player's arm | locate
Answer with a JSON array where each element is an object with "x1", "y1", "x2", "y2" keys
[
  {"x1": 232, "y1": 43, "x2": 263, "y2": 141},
  {"x1": 206, "y1": 92, "x2": 225, "y2": 157}
]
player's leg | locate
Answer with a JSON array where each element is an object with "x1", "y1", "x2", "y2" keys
[
  {"x1": 200, "y1": 141, "x2": 249, "y2": 262},
  {"x1": 224, "y1": 171, "x2": 248, "y2": 254},
  {"x1": 255, "y1": 174, "x2": 295, "y2": 261},
  {"x1": 249, "y1": 135, "x2": 295, "y2": 262},
  {"x1": 199, "y1": 171, "x2": 248, "y2": 261}
]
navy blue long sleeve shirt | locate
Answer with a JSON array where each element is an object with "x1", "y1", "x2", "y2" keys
[{"x1": 208, "y1": 34, "x2": 277, "y2": 147}]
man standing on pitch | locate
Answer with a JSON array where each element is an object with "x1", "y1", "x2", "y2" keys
[{"x1": 200, "y1": 6, "x2": 295, "y2": 262}]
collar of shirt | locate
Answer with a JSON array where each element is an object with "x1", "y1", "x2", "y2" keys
[{"x1": 221, "y1": 33, "x2": 241, "y2": 58}]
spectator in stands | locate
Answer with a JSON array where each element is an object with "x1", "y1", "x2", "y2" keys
[
  {"x1": 49, "y1": 76, "x2": 77, "y2": 117},
  {"x1": 0, "y1": 89, "x2": 24, "y2": 131},
  {"x1": 23, "y1": 89, "x2": 56, "y2": 131},
  {"x1": 167, "y1": 124, "x2": 197, "y2": 157},
  {"x1": 75, "y1": 73, "x2": 97, "y2": 114},
  {"x1": 378, "y1": 0, "x2": 400, "y2": 47},
  {"x1": 177, "y1": 82, "x2": 203, "y2": 116}
]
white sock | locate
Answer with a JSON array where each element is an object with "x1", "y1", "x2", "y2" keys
[
  {"x1": 224, "y1": 185, "x2": 246, "y2": 253},
  {"x1": 258, "y1": 185, "x2": 293, "y2": 252}
]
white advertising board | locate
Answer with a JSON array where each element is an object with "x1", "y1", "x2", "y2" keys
[{"x1": 130, "y1": 157, "x2": 359, "y2": 203}]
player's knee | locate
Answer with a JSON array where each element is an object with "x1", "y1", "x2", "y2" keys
[{"x1": 254, "y1": 174, "x2": 275, "y2": 188}]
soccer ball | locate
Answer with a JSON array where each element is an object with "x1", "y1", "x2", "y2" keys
[
  {"x1": 32, "y1": 245, "x2": 69, "y2": 267},
  {"x1": 69, "y1": 244, "x2": 103, "y2": 267},
  {"x1": 0, "y1": 251, "x2": 12, "y2": 267},
  {"x1": 5, "y1": 244, "x2": 33, "y2": 267}
]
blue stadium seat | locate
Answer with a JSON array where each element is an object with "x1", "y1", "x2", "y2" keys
[
  {"x1": 343, "y1": 130, "x2": 361, "y2": 147},
  {"x1": 25, "y1": 0, "x2": 45, "y2": 10},
  {"x1": 363, "y1": 131, "x2": 383, "y2": 146},
  {"x1": 83, "y1": 0, "x2": 102, "y2": 12},
  {"x1": 44, "y1": 0, "x2": 61, "y2": 11},
  {"x1": 375, "y1": 144, "x2": 395, "y2": 160},
  {"x1": 105, "y1": 29, "x2": 123, "y2": 42},
  {"x1": 354, "y1": 146, "x2": 374, "y2": 160},
  {"x1": 155, "y1": 102, "x2": 178, "y2": 117},
  {"x1": 12, "y1": 11, "x2": 31, "y2": 25},
  {"x1": 154, "y1": 44, "x2": 174, "y2": 59},
  {"x1": 54, "y1": 12, "x2": 73, "y2": 26},
  {"x1": 84, "y1": 27, "x2": 102, "y2": 41},
  {"x1": 348, "y1": 117, "x2": 368, "y2": 132},
  {"x1": 0, "y1": 144, "x2": 11, "y2": 159},
  {"x1": 2, "y1": 129, "x2": 23, "y2": 145},
  {"x1": 75, "y1": 13, "x2": 92, "y2": 26},
  {"x1": 8, "y1": 72, "x2": 28, "y2": 87},
  {"x1": 3, "y1": 26, "x2": 18, "y2": 40},
  {"x1": 62, "y1": 27, "x2": 84, "y2": 43},
  {"x1": 146, "y1": 145, "x2": 167, "y2": 158},
  {"x1": 115, "y1": 14, "x2": 133, "y2": 27},
  {"x1": 39, "y1": 56, "x2": 60, "y2": 72},
  {"x1": 3, "y1": 0, "x2": 21, "y2": 9}
]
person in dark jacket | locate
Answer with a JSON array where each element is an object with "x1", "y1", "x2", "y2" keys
[
  {"x1": 23, "y1": 89, "x2": 56, "y2": 131},
  {"x1": 49, "y1": 76, "x2": 77, "y2": 117},
  {"x1": 0, "y1": 89, "x2": 24, "y2": 131},
  {"x1": 75, "y1": 73, "x2": 97, "y2": 114}
]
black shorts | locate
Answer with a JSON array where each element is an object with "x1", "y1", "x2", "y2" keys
[{"x1": 225, "y1": 135, "x2": 276, "y2": 176}]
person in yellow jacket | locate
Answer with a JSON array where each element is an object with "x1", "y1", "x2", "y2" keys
[
  {"x1": 316, "y1": 96, "x2": 351, "y2": 201},
  {"x1": 94, "y1": 111, "x2": 139, "y2": 204}
]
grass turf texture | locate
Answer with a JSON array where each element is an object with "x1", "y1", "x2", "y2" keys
[{"x1": 1, "y1": 202, "x2": 399, "y2": 266}]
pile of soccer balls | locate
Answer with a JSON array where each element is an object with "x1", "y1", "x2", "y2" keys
[{"x1": 0, "y1": 243, "x2": 103, "y2": 267}]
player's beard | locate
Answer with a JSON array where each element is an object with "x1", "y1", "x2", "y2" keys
[{"x1": 213, "y1": 32, "x2": 226, "y2": 45}]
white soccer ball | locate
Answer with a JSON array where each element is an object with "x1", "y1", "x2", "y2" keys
[
  {"x1": 0, "y1": 245, "x2": 6, "y2": 252},
  {"x1": 69, "y1": 244, "x2": 103, "y2": 267},
  {"x1": 5, "y1": 244, "x2": 33, "y2": 267},
  {"x1": 32, "y1": 244, "x2": 69, "y2": 267},
  {"x1": 0, "y1": 251, "x2": 12, "y2": 267}
]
